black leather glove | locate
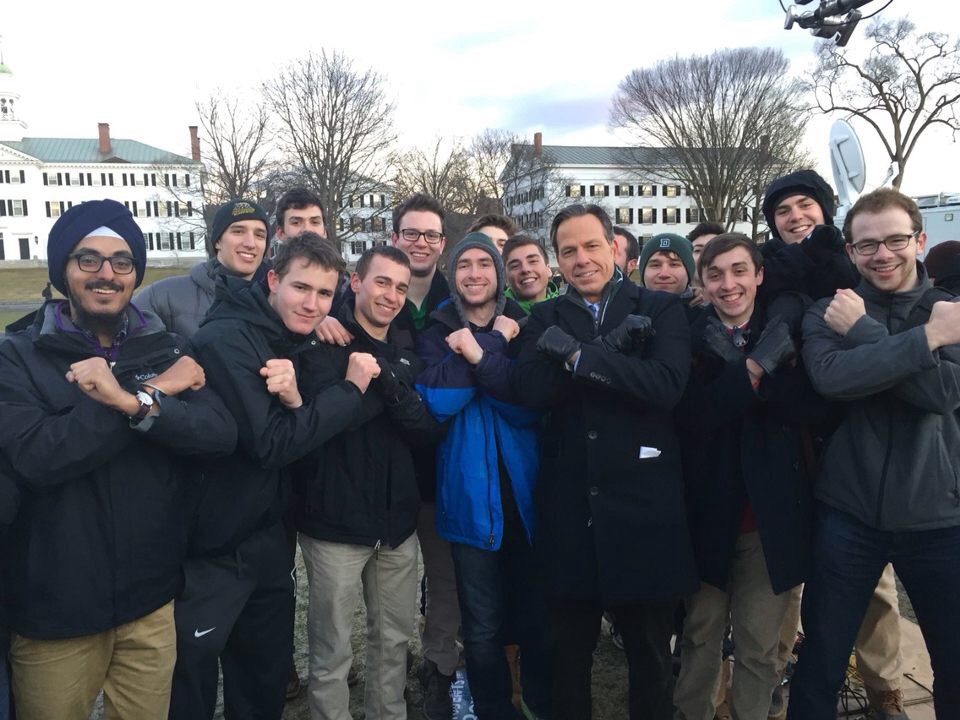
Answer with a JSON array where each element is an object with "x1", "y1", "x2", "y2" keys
[
  {"x1": 537, "y1": 326, "x2": 581, "y2": 363},
  {"x1": 597, "y1": 314, "x2": 655, "y2": 353},
  {"x1": 801, "y1": 225, "x2": 845, "y2": 263},
  {"x1": 702, "y1": 316, "x2": 743, "y2": 364},
  {"x1": 748, "y1": 318, "x2": 796, "y2": 375},
  {"x1": 372, "y1": 357, "x2": 402, "y2": 403}
]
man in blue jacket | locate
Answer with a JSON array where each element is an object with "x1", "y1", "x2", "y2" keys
[
  {"x1": 0, "y1": 200, "x2": 237, "y2": 720},
  {"x1": 417, "y1": 232, "x2": 551, "y2": 719}
]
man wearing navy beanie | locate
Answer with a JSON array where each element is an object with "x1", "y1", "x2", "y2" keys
[{"x1": 0, "y1": 199, "x2": 237, "y2": 719}]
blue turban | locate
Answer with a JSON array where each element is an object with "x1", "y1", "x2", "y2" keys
[{"x1": 47, "y1": 199, "x2": 146, "y2": 295}]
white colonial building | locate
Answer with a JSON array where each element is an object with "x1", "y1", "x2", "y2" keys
[
  {"x1": 335, "y1": 185, "x2": 393, "y2": 263},
  {"x1": 0, "y1": 60, "x2": 204, "y2": 263},
  {"x1": 501, "y1": 133, "x2": 755, "y2": 248}
]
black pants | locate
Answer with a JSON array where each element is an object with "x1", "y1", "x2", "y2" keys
[
  {"x1": 547, "y1": 597, "x2": 675, "y2": 720},
  {"x1": 169, "y1": 522, "x2": 295, "y2": 720}
]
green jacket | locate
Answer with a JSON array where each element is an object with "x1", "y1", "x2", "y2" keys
[{"x1": 505, "y1": 281, "x2": 561, "y2": 315}]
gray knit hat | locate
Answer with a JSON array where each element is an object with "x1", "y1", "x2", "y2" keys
[{"x1": 446, "y1": 231, "x2": 506, "y2": 326}]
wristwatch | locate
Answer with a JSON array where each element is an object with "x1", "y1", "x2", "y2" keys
[{"x1": 129, "y1": 390, "x2": 154, "y2": 426}]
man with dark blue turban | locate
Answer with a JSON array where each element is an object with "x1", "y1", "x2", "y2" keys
[{"x1": 0, "y1": 199, "x2": 237, "y2": 720}]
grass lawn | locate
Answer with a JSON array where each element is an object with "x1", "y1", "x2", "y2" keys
[{"x1": 0, "y1": 265, "x2": 192, "y2": 303}]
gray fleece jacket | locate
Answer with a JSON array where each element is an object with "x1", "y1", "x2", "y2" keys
[
  {"x1": 802, "y1": 263, "x2": 960, "y2": 531},
  {"x1": 134, "y1": 260, "x2": 219, "y2": 337}
]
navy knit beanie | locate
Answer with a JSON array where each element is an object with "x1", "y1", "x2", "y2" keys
[
  {"x1": 762, "y1": 170, "x2": 836, "y2": 239},
  {"x1": 209, "y1": 199, "x2": 270, "y2": 255},
  {"x1": 47, "y1": 199, "x2": 146, "y2": 295},
  {"x1": 638, "y1": 233, "x2": 696, "y2": 288}
]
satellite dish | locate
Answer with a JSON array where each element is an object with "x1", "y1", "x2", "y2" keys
[{"x1": 829, "y1": 119, "x2": 866, "y2": 208}]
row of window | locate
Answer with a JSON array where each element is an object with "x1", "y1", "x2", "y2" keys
[
  {"x1": 505, "y1": 186, "x2": 546, "y2": 207},
  {"x1": 41, "y1": 172, "x2": 192, "y2": 188},
  {"x1": 567, "y1": 183, "x2": 684, "y2": 199},
  {"x1": 513, "y1": 211, "x2": 544, "y2": 230},
  {"x1": 144, "y1": 232, "x2": 198, "y2": 252},
  {"x1": 335, "y1": 216, "x2": 388, "y2": 232},
  {"x1": 614, "y1": 207, "x2": 747, "y2": 225},
  {"x1": 120, "y1": 200, "x2": 195, "y2": 219},
  {"x1": 343, "y1": 194, "x2": 388, "y2": 210},
  {"x1": 0, "y1": 170, "x2": 25, "y2": 184}
]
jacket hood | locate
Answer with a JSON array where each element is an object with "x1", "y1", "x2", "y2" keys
[
  {"x1": 445, "y1": 232, "x2": 506, "y2": 327},
  {"x1": 202, "y1": 274, "x2": 307, "y2": 352}
]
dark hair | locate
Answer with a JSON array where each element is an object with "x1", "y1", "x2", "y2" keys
[
  {"x1": 272, "y1": 231, "x2": 345, "y2": 279},
  {"x1": 843, "y1": 188, "x2": 923, "y2": 243},
  {"x1": 276, "y1": 187, "x2": 326, "y2": 229},
  {"x1": 392, "y1": 193, "x2": 445, "y2": 234},
  {"x1": 467, "y1": 214, "x2": 519, "y2": 237},
  {"x1": 502, "y1": 233, "x2": 549, "y2": 265},
  {"x1": 355, "y1": 244, "x2": 411, "y2": 279},
  {"x1": 688, "y1": 222, "x2": 725, "y2": 243},
  {"x1": 613, "y1": 226, "x2": 640, "y2": 262},
  {"x1": 549, "y1": 204, "x2": 613, "y2": 255},
  {"x1": 924, "y1": 240, "x2": 960, "y2": 283},
  {"x1": 698, "y1": 233, "x2": 763, "y2": 280}
]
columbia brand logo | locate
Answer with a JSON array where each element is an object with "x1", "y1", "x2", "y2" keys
[{"x1": 135, "y1": 372, "x2": 158, "y2": 383}]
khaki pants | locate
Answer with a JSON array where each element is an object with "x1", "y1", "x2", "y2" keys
[
  {"x1": 417, "y1": 502, "x2": 461, "y2": 676},
  {"x1": 10, "y1": 602, "x2": 176, "y2": 720},
  {"x1": 674, "y1": 532, "x2": 793, "y2": 720},
  {"x1": 300, "y1": 533, "x2": 419, "y2": 720},
  {"x1": 776, "y1": 564, "x2": 902, "y2": 695}
]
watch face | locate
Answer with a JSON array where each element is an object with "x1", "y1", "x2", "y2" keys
[{"x1": 136, "y1": 390, "x2": 154, "y2": 407}]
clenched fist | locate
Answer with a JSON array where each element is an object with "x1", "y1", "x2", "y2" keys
[
  {"x1": 260, "y1": 358, "x2": 302, "y2": 409},
  {"x1": 345, "y1": 352, "x2": 381, "y2": 393}
]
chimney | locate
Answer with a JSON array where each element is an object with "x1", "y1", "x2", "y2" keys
[
  {"x1": 189, "y1": 125, "x2": 200, "y2": 162},
  {"x1": 534, "y1": 131, "x2": 542, "y2": 158},
  {"x1": 98, "y1": 123, "x2": 111, "y2": 155}
]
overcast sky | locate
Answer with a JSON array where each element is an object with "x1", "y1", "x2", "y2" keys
[{"x1": 3, "y1": 0, "x2": 957, "y2": 196}]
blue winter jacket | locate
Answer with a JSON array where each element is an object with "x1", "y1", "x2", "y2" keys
[{"x1": 415, "y1": 300, "x2": 540, "y2": 551}]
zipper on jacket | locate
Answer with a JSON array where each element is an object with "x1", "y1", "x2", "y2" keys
[
  {"x1": 373, "y1": 539, "x2": 381, "y2": 553},
  {"x1": 875, "y1": 302, "x2": 896, "y2": 528}
]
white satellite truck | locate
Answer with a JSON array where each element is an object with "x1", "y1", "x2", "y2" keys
[{"x1": 828, "y1": 118, "x2": 958, "y2": 257}]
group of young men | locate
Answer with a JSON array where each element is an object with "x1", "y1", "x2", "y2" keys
[{"x1": 0, "y1": 168, "x2": 958, "y2": 720}]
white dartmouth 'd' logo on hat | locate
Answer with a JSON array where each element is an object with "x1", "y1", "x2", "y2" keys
[{"x1": 660, "y1": 238, "x2": 671, "y2": 248}]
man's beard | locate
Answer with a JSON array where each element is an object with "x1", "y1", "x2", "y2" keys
[{"x1": 67, "y1": 282, "x2": 127, "y2": 337}]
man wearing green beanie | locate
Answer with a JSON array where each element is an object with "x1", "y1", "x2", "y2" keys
[{"x1": 634, "y1": 234, "x2": 704, "y2": 318}]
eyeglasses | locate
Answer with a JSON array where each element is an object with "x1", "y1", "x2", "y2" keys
[
  {"x1": 69, "y1": 253, "x2": 136, "y2": 274},
  {"x1": 398, "y1": 228, "x2": 444, "y2": 245},
  {"x1": 850, "y1": 231, "x2": 918, "y2": 257}
]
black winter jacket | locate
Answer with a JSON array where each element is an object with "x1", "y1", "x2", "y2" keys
[
  {"x1": 678, "y1": 300, "x2": 827, "y2": 594},
  {"x1": 513, "y1": 277, "x2": 698, "y2": 605},
  {"x1": 0, "y1": 302, "x2": 237, "y2": 638},
  {"x1": 190, "y1": 278, "x2": 365, "y2": 557},
  {"x1": 760, "y1": 236, "x2": 860, "y2": 302},
  {"x1": 295, "y1": 301, "x2": 441, "y2": 548}
]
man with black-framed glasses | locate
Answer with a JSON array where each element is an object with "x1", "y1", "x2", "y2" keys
[
  {"x1": 0, "y1": 199, "x2": 237, "y2": 720},
  {"x1": 789, "y1": 188, "x2": 960, "y2": 718}
]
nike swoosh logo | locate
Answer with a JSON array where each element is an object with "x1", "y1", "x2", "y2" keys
[{"x1": 194, "y1": 627, "x2": 216, "y2": 638}]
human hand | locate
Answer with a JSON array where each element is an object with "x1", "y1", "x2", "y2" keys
[
  {"x1": 492, "y1": 315, "x2": 520, "y2": 342},
  {"x1": 824, "y1": 289, "x2": 866, "y2": 337},
  {"x1": 315, "y1": 316, "x2": 354, "y2": 346},
  {"x1": 147, "y1": 356, "x2": 206, "y2": 396},
  {"x1": 537, "y1": 326, "x2": 581, "y2": 364},
  {"x1": 446, "y1": 328, "x2": 484, "y2": 365},
  {"x1": 345, "y1": 352, "x2": 381, "y2": 393},
  {"x1": 66, "y1": 357, "x2": 137, "y2": 414}
]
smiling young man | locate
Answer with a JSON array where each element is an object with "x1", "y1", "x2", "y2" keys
[
  {"x1": 502, "y1": 234, "x2": 559, "y2": 314},
  {"x1": 294, "y1": 245, "x2": 441, "y2": 720},
  {"x1": 171, "y1": 233, "x2": 378, "y2": 720},
  {"x1": 275, "y1": 187, "x2": 327, "y2": 241},
  {"x1": 136, "y1": 199, "x2": 270, "y2": 336},
  {"x1": 0, "y1": 200, "x2": 236, "y2": 720},
  {"x1": 759, "y1": 170, "x2": 860, "y2": 302},
  {"x1": 513, "y1": 204, "x2": 697, "y2": 720},
  {"x1": 636, "y1": 233, "x2": 704, "y2": 318},
  {"x1": 789, "y1": 189, "x2": 960, "y2": 718},
  {"x1": 673, "y1": 233, "x2": 819, "y2": 720},
  {"x1": 416, "y1": 232, "x2": 550, "y2": 719}
]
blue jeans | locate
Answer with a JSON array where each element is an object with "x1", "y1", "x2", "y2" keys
[
  {"x1": 788, "y1": 503, "x2": 960, "y2": 718},
  {"x1": 451, "y1": 527, "x2": 551, "y2": 718}
]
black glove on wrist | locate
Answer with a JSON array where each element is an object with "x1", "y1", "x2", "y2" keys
[
  {"x1": 597, "y1": 314, "x2": 655, "y2": 353},
  {"x1": 372, "y1": 358, "x2": 402, "y2": 403},
  {"x1": 537, "y1": 326, "x2": 581, "y2": 363},
  {"x1": 801, "y1": 225, "x2": 845, "y2": 263},
  {"x1": 748, "y1": 318, "x2": 796, "y2": 375},
  {"x1": 702, "y1": 316, "x2": 744, "y2": 364}
]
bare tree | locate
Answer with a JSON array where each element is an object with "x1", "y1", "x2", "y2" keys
[
  {"x1": 807, "y1": 17, "x2": 960, "y2": 189},
  {"x1": 263, "y1": 50, "x2": 396, "y2": 249},
  {"x1": 497, "y1": 137, "x2": 571, "y2": 243},
  {"x1": 469, "y1": 129, "x2": 518, "y2": 208},
  {"x1": 195, "y1": 91, "x2": 274, "y2": 204},
  {"x1": 391, "y1": 137, "x2": 478, "y2": 215},
  {"x1": 610, "y1": 47, "x2": 809, "y2": 230}
]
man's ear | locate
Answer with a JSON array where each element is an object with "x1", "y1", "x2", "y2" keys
[
  {"x1": 266, "y1": 268, "x2": 279, "y2": 295},
  {"x1": 349, "y1": 272, "x2": 361, "y2": 294}
]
